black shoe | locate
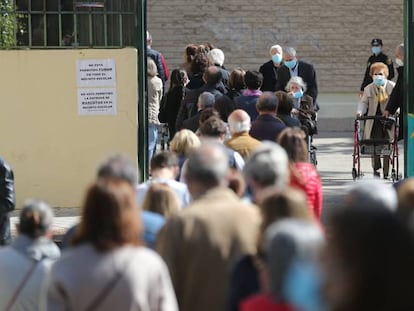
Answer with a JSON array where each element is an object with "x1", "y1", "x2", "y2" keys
[{"x1": 374, "y1": 171, "x2": 380, "y2": 178}]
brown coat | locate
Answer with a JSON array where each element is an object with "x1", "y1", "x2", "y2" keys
[
  {"x1": 357, "y1": 80, "x2": 395, "y2": 139},
  {"x1": 225, "y1": 132, "x2": 262, "y2": 159},
  {"x1": 156, "y1": 187, "x2": 260, "y2": 311}
]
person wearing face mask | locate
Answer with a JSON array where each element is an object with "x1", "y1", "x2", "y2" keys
[
  {"x1": 275, "y1": 47, "x2": 319, "y2": 111},
  {"x1": 356, "y1": 62, "x2": 395, "y2": 179},
  {"x1": 259, "y1": 45, "x2": 283, "y2": 92},
  {"x1": 359, "y1": 38, "x2": 394, "y2": 97},
  {"x1": 384, "y1": 43, "x2": 404, "y2": 140}
]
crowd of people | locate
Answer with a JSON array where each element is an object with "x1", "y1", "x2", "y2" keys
[{"x1": 0, "y1": 36, "x2": 410, "y2": 311}]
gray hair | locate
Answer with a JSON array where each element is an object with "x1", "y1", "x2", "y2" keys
[
  {"x1": 19, "y1": 199, "x2": 54, "y2": 238},
  {"x1": 345, "y1": 180, "x2": 398, "y2": 212},
  {"x1": 207, "y1": 48, "x2": 225, "y2": 66},
  {"x1": 97, "y1": 153, "x2": 138, "y2": 185},
  {"x1": 264, "y1": 219, "x2": 324, "y2": 300},
  {"x1": 198, "y1": 91, "x2": 216, "y2": 110},
  {"x1": 147, "y1": 57, "x2": 158, "y2": 77},
  {"x1": 396, "y1": 43, "x2": 404, "y2": 56},
  {"x1": 243, "y1": 141, "x2": 289, "y2": 189},
  {"x1": 185, "y1": 141, "x2": 229, "y2": 187},
  {"x1": 283, "y1": 47, "x2": 297, "y2": 57},
  {"x1": 256, "y1": 92, "x2": 279, "y2": 112},
  {"x1": 228, "y1": 119, "x2": 251, "y2": 133},
  {"x1": 286, "y1": 76, "x2": 307, "y2": 93}
]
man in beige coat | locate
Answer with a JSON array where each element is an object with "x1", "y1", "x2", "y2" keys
[{"x1": 156, "y1": 142, "x2": 260, "y2": 311}]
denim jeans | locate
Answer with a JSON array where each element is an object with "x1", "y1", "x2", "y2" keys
[{"x1": 148, "y1": 123, "x2": 158, "y2": 161}]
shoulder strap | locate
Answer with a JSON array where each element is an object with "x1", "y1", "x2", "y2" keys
[
  {"x1": 5, "y1": 260, "x2": 38, "y2": 311},
  {"x1": 83, "y1": 254, "x2": 134, "y2": 311}
]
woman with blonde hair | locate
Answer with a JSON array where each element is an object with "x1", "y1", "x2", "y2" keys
[
  {"x1": 47, "y1": 181, "x2": 178, "y2": 310},
  {"x1": 277, "y1": 127, "x2": 323, "y2": 221},
  {"x1": 356, "y1": 62, "x2": 395, "y2": 178},
  {"x1": 170, "y1": 129, "x2": 201, "y2": 180}
]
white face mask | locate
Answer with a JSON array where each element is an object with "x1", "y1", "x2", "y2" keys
[{"x1": 395, "y1": 58, "x2": 404, "y2": 67}]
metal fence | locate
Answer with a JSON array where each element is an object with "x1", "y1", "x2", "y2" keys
[{"x1": 1, "y1": 0, "x2": 136, "y2": 48}]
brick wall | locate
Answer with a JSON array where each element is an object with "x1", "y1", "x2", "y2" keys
[{"x1": 147, "y1": 0, "x2": 403, "y2": 93}]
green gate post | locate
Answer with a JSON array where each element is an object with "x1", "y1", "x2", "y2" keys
[
  {"x1": 137, "y1": 0, "x2": 148, "y2": 181},
  {"x1": 404, "y1": 0, "x2": 414, "y2": 177}
]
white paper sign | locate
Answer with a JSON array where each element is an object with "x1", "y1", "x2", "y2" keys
[
  {"x1": 77, "y1": 59, "x2": 116, "y2": 87},
  {"x1": 78, "y1": 88, "x2": 117, "y2": 116}
]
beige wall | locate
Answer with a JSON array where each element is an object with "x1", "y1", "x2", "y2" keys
[
  {"x1": 148, "y1": 0, "x2": 403, "y2": 93},
  {"x1": 0, "y1": 48, "x2": 138, "y2": 209}
]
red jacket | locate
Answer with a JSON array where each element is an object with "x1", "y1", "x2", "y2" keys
[
  {"x1": 289, "y1": 162, "x2": 323, "y2": 220},
  {"x1": 240, "y1": 294, "x2": 295, "y2": 311}
]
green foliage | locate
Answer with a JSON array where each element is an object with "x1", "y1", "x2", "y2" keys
[{"x1": 0, "y1": 0, "x2": 17, "y2": 48}]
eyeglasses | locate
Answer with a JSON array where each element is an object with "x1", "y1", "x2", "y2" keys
[{"x1": 373, "y1": 73, "x2": 384, "y2": 75}]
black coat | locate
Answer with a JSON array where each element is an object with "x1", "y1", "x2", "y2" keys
[
  {"x1": 259, "y1": 60, "x2": 279, "y2": 92},
  {"x1": 275, "y1": 60, "x2": 318, "y2": 106},
  {"x1": 386, "y1": 66, "x2": 403, "y2": 140},
  {"x1": 360, "y1": 52, "x2": 394, "y2": 91},
  {"x1": 0, "y1": 157, "x2": 15, "y2": 245}
]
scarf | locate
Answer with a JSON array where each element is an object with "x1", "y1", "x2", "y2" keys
[{"x1": 375, "y1": 85, "x2": 388, "y2": 105}]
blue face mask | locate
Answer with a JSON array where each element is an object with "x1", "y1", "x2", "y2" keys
[
  {"x1": 372, "y1": 46, "x2": 381, "y2": 55},
  {"x1": 292, "y1": 89, "x2": 304, "y2": 99},
  {"x1": 373, "y1": 76, "x2": 385, "y2": 86},
  {"x1": 284, "y1": 59, "x2": 297, "y2": 69},
  {"x1": 272, "y1": 53, "x2": 283, "y2": 64},
  {"x1": 284, "y1": 260, "x2": 326, "y2": 311}
]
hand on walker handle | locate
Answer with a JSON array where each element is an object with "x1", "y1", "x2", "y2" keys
[
  {"x1": 356, "y1": 112, "x2": 361, "y2": 118},
  {"x1": 383, "y1": 110, "x2": 390, "y2": 118}
]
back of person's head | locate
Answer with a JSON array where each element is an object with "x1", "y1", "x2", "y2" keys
[
  {"x1": 146, "y1": 31, "x2": 152, "y2": 44},
  {"x1": 199, "y1": 116, "x2": 227, "y2": 138},
  {"x1": 277, "y1": 127, "x2": 308, "y2": 163},
  {"x1": 147, "y1": 57, "x2": 158, "y2": 77},
  {"x1": 19, "y1": 200, "x2": 54, "y2": 239},
  {"x1": 197, "y1": 91, "x2": 216, "y2": 110},
  {"x1": 184, "y1": 142, "x2": 229, "y2": 188},
  {"x1": 345, "y1": 180, "x2": 398, "y2": 212},
  {"x1": 207, "y1": 48, "x2": 225, "y2": 66},
  {"x1": 244, "y1": 70, "x2": 263, "y2": 90},
  {"x1": 229, "y1": 68, "x2": 246, "y2": 90},
  {"x1": 185, "y1": 44, "x2": 198, "y2": 63},
  {"x1": 276, "y1": 90, "x2": 294, "y2": 115},
  {"x1": 243, "y1": 141, "x2": 289, "y2": 189},
  {"x1": 170, "y1": 129, "x2": 201, "y2": 156},
  {"x1": 214, "y1": 95, "x2": 235, "y2": 122},
  {"x1": 150, "y1": 151, "x2": 178, "y2": 171},
  {"x1": 228, "y1": 109, "x2": 251, "y2": 134},
  {"x1": 72, "y1": 180, "x2": 141, "y2": 251},
  {"x1": 97, "y1": 153, "x2": 138, "y2": 186},
  {"x1": 190, "y1": 53, "x2": 210, "y2": 75},
  {"x1": 256, "y1": 91, "x2": 279, "y2": 113},
  {"x1": 325, "y1": 205, "x2": 414, "y2": 311},
  {"x1": 263, "y1": 219, "x2": 324, "y2": 302},
  {"x1": 199, "y1": 108, "x2": 219, "y2": 125},
  {"x1": 169, "y1": 69, "x2": 187, "y2": 89},
  {"x1": 142, "y1": 183, "x2": 180, "y2": 218},
  {"x1": 204, "y1": 66, "x2": 223, "y2": 85}
]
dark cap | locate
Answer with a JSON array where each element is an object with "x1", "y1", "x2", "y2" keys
[{"x1": 371, "y1": 38, "x2": 383, "y2": 46}]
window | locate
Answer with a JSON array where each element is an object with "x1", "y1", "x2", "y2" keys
[{"x1": 7, "y1": 0, "x2": 136, "y2": 48}]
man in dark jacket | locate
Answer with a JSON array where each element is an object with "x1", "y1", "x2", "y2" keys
[
  {"x1": 360, "y1": 38, "x2": 394, "y2": 95},
  {"x1": 0, "y1": 156, "x2": 15, "y2": 245},
  {"x1": 250, "y1": 92, "x2": 286, "y2": 142},
  {"x1": 146, "y1": 31, "x2": 168, "y2": 85},
  {"x1": 259, "y1": 44, "x2": 283, "y2": 92},
  {"x1": 275, "y1": 47, "x2": 318, "y2": 110},
  {"x1": 384, "y1": 43, "x2": 404, "y2": 140}
]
